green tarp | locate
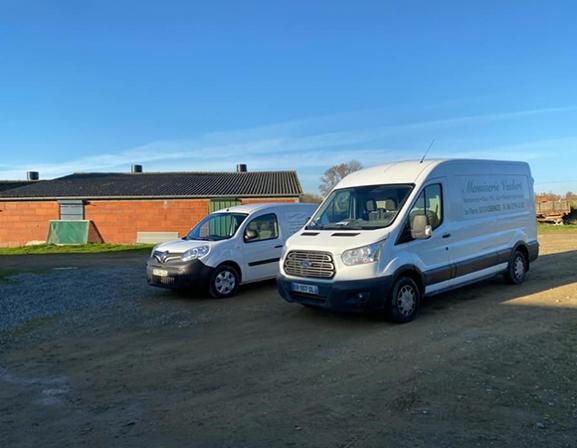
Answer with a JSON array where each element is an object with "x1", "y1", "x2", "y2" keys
[{"x1": 47, "y1": 220, "x2": 90, "y2": 245}]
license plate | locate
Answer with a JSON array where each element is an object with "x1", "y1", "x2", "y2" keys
[
  {"x1": 153, "y1": 268, "x2": 168, "y2": 277},
  {"x1": 291, "y1": 282, "x2": 319, "y2": 295}
]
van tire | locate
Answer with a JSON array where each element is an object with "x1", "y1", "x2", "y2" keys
[
  {"x1": 505, "y1": 250, "x2": 527, "y2": 285},
  {"x1": 209, "y1": 264, "x2": 240, "y2": 298},
  {"x1": 386, "y1": 276, "x2": 421, "y2": 323}
]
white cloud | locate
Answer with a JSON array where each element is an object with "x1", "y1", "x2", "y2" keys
[{"x1": 1, "y1": 105, "x2": 576, "y2": 194}]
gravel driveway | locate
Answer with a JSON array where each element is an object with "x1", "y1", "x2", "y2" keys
[{"x1": 1, "y1": 235, "x2": 577, "y2": 448}]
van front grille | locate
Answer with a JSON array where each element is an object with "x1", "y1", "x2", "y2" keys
[
  {"x1": 153, "y1": 251, "x2": 182, "y2": 264},
  {"x1": 284, "y1": 251, "x2": 335, "y2": 279}
]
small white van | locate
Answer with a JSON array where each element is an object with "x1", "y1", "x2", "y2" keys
[
  {"x1": 278, "y1": 159, "x2": 539, "y2": 322},
  {"x1": 147, "y1": 202, "x2": 317, "y2": 297}
]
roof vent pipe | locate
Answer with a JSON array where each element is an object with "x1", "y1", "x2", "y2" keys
[
  {"x1": 131, "y1": 164, "x2": 143, "y2": 174},
  {"x1": 27, "y1": 171, "x2": 39, "y2": 181},
  {"x1": 236, "y1": 164, "x2": 247, "y2": 173}
]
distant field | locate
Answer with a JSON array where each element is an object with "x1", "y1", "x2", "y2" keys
[
  {"x1": 0, "y1": 243, "x2": 154, "y2": 256},
  {"x1": 537, "y1": 223, "x2": 577, "y2": 234}
]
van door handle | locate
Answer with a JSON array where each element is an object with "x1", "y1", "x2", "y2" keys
[
  {"x1": 274, "y1": 245, "x2": 283, "y2": 248},
  {"x1": 442, "y1": 233, "x2": 452, "y2": 239}
]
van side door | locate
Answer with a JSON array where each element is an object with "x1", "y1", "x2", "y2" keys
[
  {"x1": 241, "y1": 213, "x2": 283, "y2": 282},
  {"x1": 447, "y1": 174, "x2": 530, "y2": 287},
  {"x1": 395, "y1": 181, "x2": 452, "y2": 294}
]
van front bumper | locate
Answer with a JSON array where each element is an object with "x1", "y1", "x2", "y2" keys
[
  {"x1": 146, "y1": 258, "x2": 215, "y2": 290},
  {"x1": 277, "y1": 275, "x2": 393, "y2": 313}
]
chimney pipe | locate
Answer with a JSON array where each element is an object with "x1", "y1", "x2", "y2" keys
[
  {"x1": 131, "y1": 164, "x2": 143, "y2": 174},
  {"x1": 27, "y1": 171, "x2": 39, "y2": 181},
  {"x1": 236, "y1": 164, "x2": 247, "y2": 173}
]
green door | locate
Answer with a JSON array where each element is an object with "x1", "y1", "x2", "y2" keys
[
  {"x1": 208, "y1": 199, "x2": 241, "y2": 236},
  {"x1": 209, "y1": 199, "x2": 241, "y2": 213}
]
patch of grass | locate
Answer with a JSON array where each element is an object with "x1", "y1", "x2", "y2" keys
[
  {"x1": 0, "y1": 243, "x2": 154, "y2": 256},
  {"x1": 537, "y1": 223, "x2": 577, "y2": 234}
]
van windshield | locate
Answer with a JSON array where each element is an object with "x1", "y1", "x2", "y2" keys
[
  {"x1": 185, "y1": 213, "x2": 248, "y2": 241},
  {"x1": 307, "y1": 184, "x2": 413, "y2": 230}
]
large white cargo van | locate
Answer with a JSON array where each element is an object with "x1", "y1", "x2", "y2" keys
[
  {"x1": 278, "y1": 159, "x2": 538, "y2": 322},
  {"x1": 147, "y1": 203, "x2": 317, "y2": 298}
]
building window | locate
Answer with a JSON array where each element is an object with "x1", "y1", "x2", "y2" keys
[{"x1": 59, "y1": 200, "x2": 84, "y2": 220}]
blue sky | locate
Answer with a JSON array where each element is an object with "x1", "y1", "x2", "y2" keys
[{"x1": 0, "y1": 0, "x2": 576, "y2": 194}]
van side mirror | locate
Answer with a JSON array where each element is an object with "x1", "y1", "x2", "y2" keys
[
  {"x1": 244, "y1": 228, "x2": 258, "y2": 242},
  {"x1": 411, "y1": 214, "x2": 433, "y2": 240}
]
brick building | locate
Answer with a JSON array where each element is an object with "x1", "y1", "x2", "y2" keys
[{"x1": 0, "y1": 166, "x2": 302, "y2": 247}]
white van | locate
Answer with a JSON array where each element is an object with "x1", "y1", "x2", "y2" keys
[
  {"x1": 147, "y1": 202, "x2": 317, "y2": 297},
  {"x1": 278, "y1": 159, "x2": 538, "y2": 322}
]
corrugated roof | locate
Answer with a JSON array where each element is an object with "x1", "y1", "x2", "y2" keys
[
  {"x1": 0, "y1": 171, "x2": 302, "y2": 199},
  {"x1": 0, "y1": 181, "x2": 35, "y2": 192}
]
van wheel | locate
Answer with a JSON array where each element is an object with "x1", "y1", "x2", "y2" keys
[
  {"x1": 505, "y1": 250, "x2": 527, "y2": 285},
  {"x1": 387, "y1": 277, "x2": 421, "y2": 323},
  {"x1": 209, "y1": 265, "x2": 240, "y2": 298}
]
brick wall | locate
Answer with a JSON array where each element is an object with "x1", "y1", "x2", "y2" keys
[
  {"x1": 0, "y1": 201, "x2": 59, "y2": 247},
  {"x1": 0, "y1": 197, "x2": 300, "y2": 247},
  {"x1": 84, "y1": 199, "x2": 210, "y2": 244}
]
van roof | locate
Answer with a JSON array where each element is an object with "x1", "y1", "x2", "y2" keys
[
  {"x1": 337, "y1": 159, "x2": 530, "y2": 189},
  {"x1": 212, "y1": 202, "x2": 316, "y2": 215}
]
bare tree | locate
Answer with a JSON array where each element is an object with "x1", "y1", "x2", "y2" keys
[{"x1": 319, "y1": 160, "x2": 362, "y2": 197}]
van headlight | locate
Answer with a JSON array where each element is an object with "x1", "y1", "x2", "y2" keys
[
  {"x1": 181, "y1": 246, "x2": 210, "y2": 262},
  {"x1": 341, "y1": 241, "x2": 383, "y2": 266}
]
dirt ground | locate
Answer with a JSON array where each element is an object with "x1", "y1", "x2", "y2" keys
[{"x1": 1, "y1": 234, "x2": 577, "y2": 448}]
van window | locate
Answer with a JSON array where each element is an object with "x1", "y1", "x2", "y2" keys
[
  {"x1": 328, "y1": 190, "x2": 352, "y2": 223},
  {"x1": 398, "y1": 184, "x2": 443, "y2": 243},
  {"x1": 244, "y1": 213, "x2": 279, "y2": 243},
  {"x1": 308, "y1": 184, "x2": 413, "y2": 230},
  {"x1": 186, "y1": 213, "x2": 247, "y2": 241}
]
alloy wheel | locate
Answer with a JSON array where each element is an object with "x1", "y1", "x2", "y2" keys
[{"x1": 215, "y1": 270, "x2": 236, "y2": 295}]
